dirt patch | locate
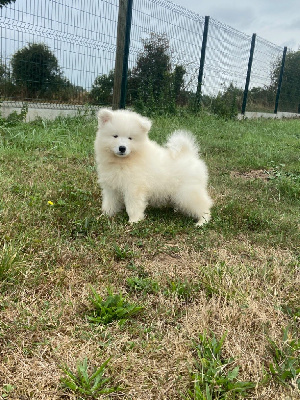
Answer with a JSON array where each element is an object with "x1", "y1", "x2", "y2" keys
[{"x1": 230, "y1": 169, "x2": 272, "y2": 182}]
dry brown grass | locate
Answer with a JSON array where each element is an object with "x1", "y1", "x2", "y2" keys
[{"x1": 1, "y1": 237, "x2": 298, "y2": 399}]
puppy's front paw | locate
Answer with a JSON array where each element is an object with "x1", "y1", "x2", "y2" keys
[
  {"x1": 128, "y1": 217, "x2": 144, "y2": 224},
  {"x1": 128, "y1": 212, "x2": 145, "y2": 224},
  {"x1": 102, "y1": 205, "x2": 120, "y2": 217},
  {"x1": 102, "y1": 209, "x2": 114, "y2": 217}
]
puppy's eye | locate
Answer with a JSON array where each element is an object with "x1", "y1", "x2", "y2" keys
[
  {"x1": 128, "y1": 137, "x2": 132, "y2": 140},
  {"x1": 113, "y1": 135, "x2": 118, "y2": 138}
]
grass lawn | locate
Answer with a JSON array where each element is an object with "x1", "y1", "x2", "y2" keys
[{"x1": 0, "y1": 112, "x2": 299, "y2": 399}]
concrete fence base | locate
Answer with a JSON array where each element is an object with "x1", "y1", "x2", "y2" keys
[
  {"x1": 0, "y1": 101, "x2": 99, "y2": 121},
  {"x1": 237, "y1": 111, "x2": 300, "y2": 120},
  {"x1": 1, "y1": 101, "x2": 299, "y2": 121}
]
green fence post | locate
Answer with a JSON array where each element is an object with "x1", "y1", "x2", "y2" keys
[
  {"x1": 112, "y1": 0, "x2": 133, "y2": 110},
  {"x1": 120, "y1": 0, "x2": 133, "y2": 109},
  {"x1": 241, "y1": 33, "x2": 256, "y2": 115},
  {"x1": 274, "y1": 46, "x2": 287, "y2": 114},
  {"x1": 195, "y1": 16, "x2": 209, "y2": 110}
]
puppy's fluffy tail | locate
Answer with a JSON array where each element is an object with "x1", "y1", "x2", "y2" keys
[{"x1": 165, "y1": 130, "x2": 199, "y2": 158}]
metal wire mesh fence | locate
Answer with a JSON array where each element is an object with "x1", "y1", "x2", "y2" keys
[
  {"x1": 248, "y1": 36, "x2": 283, "y2": 112},
  {"x1": 0, "y1": 0, "x2": 299, "y2": 115},
  {"x1": 203, "y1": 19, "x2": 250, "y2": 96},
  {"x1": 0, "y1": 0, "x2": 119, "y2": 106},
  {"x1": 129, "y1": 0, "x2": 205, "y2": 91}
]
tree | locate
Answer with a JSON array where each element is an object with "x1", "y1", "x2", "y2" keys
[
  {"x1": 0, "y1": 61, "x2": 9, "y2": 97},
  {"x1": 55, "y1": 77, "x2": 85, "y2": 103},
  {"x1": 248, "y1": 86, "x2": 275, "y2": 112},
  {"x1": 128, "y1": 34, "x2": 171, "y2": 107},
  {"x1": 89, "y1": 70, "x2": 114, "y2": 105},
  {"x1": 0, "y1": 60, "x2": 16, "y2": 99},
  {"x1": 209, "y1": 83, "x2": 243, "y2": 119},
  {"x1": 88, "y1": 34, "x2": 186, "y2": 110},
  {"x1": 127, "y1": 33, "x2": 186, "y2": 113},
  {"x1": 0, "y1": 0, "x2": 16, "y2": 7},
  {"x1": 172, "y1": 65, "x2": 186, "y2": 105},
  {"x1": 11, "y1": 43, "x2": 63, "y2": 99},
  {"x1": 270, "y1": 50, "x2": 300, "y2": 112},
  {"x1": 0, "y1": 61, "x2": 9, "y2": 82}
]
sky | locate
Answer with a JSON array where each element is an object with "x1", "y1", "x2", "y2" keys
[{"x1": 173, "y1": 0, "x2": 300, "y2": 51}]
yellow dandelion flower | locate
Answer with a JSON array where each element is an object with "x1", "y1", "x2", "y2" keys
[{"x1": 47, "y1": 201, "x2": 54, "y2": 206}]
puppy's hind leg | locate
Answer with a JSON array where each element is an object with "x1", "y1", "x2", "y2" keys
[
  {"x1": 194, "y1": 190, "x2": 213, "y2": 226},
  {"x1": 195, "y1": 211, "x2": 211, "y2": 227},
  {"x1": 174, "y1": 187, "x2": 213, "y2": 227}
]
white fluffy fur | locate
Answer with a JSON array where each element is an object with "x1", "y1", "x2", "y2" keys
[{"x1": 94, "y1": 108, "x2": 213, "y2": 226}]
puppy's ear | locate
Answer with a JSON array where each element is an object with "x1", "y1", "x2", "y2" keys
[
  {"x1": 98, "y1": 109, "x2": 113, "y2": 126},
  {"x1": 138, "y1": 115, "x2": 152, "y2": 134}
]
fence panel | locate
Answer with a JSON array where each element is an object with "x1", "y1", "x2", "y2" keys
[
  {"x1": 203, "y1": 19, "x2": 251, "y2": 96},
  {"x1": 0, "y1": 0, "x2": 119, "y2": 105},
  {"x1": 127, "y1": 0, "x2": 205, "y2": 110},
  {"x1": 247, "y1": 36, "x2": 283, "y2": 112}
]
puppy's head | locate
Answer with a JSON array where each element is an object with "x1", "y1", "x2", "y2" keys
[{"x1": 97, "y1": 109, "x2": 152, "y2": 158}]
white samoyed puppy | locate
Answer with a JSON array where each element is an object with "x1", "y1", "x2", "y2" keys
[{"x1": 94, "y1": 108, "x2": 213, "y2": 226}]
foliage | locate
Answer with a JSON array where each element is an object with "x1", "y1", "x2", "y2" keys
[
  {"x1": 88, "y1": 34, "x2": 187, "y2": 110},
  {"x1": 0, "y1": 242, "x2": 19, "y2": 281},
  {"x1": 0, "y1": 61, "x2": 10, "y2": 83},
  {"x1": 185, "y1": 332, "x2": 255, "y2": 399},
  {"x1": 10, "y1": 43, "x2": 77, "y2": 100},
  {"x1": 127, "y1": 33, "x2": 186, "y2": 114},
  {"x1": 113, "y1": 243, "x2": 135, "y2": 260},
  {"x1": 0, "y1": 103, "x2": 28, "y2": 126},
  {"x1": 88, "y1": 287, "x2": 143, "y2": 325},
  {"x1": 129, "y1": 34, "x2": 171, "y2": 103},
  {"x1": 209, "y1": 84, "x2": 242, "y2": 119},
  {"x1": 86, "y1": 33, "x2": 299, "y2": 115},
  {"x1": 55, "y1": 77, "x2": 85, "y2": 103},
  {"x1": 173, "y1": 65, "x2": 187, "y2": 105},
  {"x1": 89, "y1": 69, "x2": 114, "y2": 105},
  {"x1": 270, "y1": 50, "x2": 300, "y2": 113},
  {"x1": 127, "y1": 276, "x2": 159, "y2": 295},
  {"x1": 0, "y1": 0, "x2": 15, "y2": 7},
  {"x1": 165, "y1": 279, "x2": 197, "y2": 301},
  {"x1": 267, "y1": 327, "x2": 300, "y2": 390},
  {"x1": 247, "y1": 86, "x2": 275, "y2": 113},
  {"x1": 1, "y1": 384, "x2": 14, "y2": 399},
  {"x1": 60, "y1": 357, "x2": 122, "y2": 398},
  {"x1": 0, "y1": 60, "x2": 16, "y2": 99}
]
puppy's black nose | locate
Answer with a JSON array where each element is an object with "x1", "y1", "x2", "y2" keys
[{"x1": 119, "y1": 146, "x2": 126, "y2": 153}]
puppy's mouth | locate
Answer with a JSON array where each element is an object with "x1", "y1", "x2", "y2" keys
[
  {"x1": 114, "y1": 146, "x2": 129, "y2": 157},
  {"x1": 115, "y1": 152, "x2": 128, "y2": 157}
]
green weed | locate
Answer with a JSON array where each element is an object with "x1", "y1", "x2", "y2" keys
[
  {"x1": 165, "y1": 279, "x2": 198, "y2": 301},
  {"x1": 267, "y1": 327, "x2": 300, "y2": 390},
  {"x1": 185, "y1": 331, "x2": 255, "y2": 399},
  {"x1": 113, "y1": 243, "x2": 135, "y2": 260},
  {"x1": 1, "y1": 384, "x2": 15, "y2": 399},
  {"x1": 0, "y1": 103, "x2": 28, "y2": 127},
  {"x1": 127, "y1": 276, "x2": 159, "y2": 294},
  {"x1": 60, "y1": 357, "x2": 122, "y2": 398},
  {"x1": 126, "y1": 262, "x2": 149, "y2": 278},
  {"x1": 88, "y1": 287, "x2": 143, "y2": 325}
]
